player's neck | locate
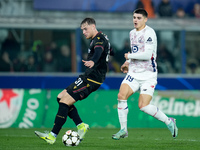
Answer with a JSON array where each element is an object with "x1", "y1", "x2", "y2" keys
[
  {"x1": 92, "y1": 30, "x2": 99, "y2": 39},
  {"x1": 136, "y1": 24, "x2": 146, "y2": 31}
]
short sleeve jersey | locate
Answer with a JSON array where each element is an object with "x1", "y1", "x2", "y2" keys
[
  {"x1": 83, "y1": 32, "x2": 111, "y2": 83},
  {"x1": 128, "y1": 25, "x2": 157, "y2": 80}
]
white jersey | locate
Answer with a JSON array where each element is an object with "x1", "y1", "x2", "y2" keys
[{"x1": 128, "y1": 25, "x2": 157, "y2": 80}]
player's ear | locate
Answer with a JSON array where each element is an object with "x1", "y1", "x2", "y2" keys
[
  {"x1": 92, "y1": 24, "x2": 96, "y2": 30},
  {"x1": 144, "y1": 17, "x2": 148, "y2": 23}
]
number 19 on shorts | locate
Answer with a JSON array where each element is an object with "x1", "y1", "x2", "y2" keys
[{"x1": 126, "y1": 75, "x2": 134, "y2": 82}]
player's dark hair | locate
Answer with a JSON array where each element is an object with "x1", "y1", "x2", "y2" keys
[
  {"x1": 133, "y1": 8, "x2": 148, "y2": 18},
  {"x1": 80, "y1": 18, "x2": 96, "y2": 26}
]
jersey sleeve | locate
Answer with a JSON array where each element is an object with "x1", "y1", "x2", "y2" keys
[{"x1": 90, "y1": 37, "x2": 104, "y2": 63}]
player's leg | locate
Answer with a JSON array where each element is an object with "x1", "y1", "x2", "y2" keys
[
  {"x1": 52, "y1": 90, "x2": 76, "y2": 133},
  {"x1": 35, "y1": 89, "x2": 76, "y2": 144},
  {"x1": 68, "y1": 104, "x2": 89, "y2": 140},
  {"x1": 139, "y1": 79, "x2": 178, "y2": 138},
  {"x1": 57, "y1": 97, "x2": 82, "y2": 125},
  {"x1": 112, "y1": 84, "x2": 132, "y2": 140},
  {"x1": 66, "y1": 79, "x2": 100, "y2": 140},
  {"x1": 138, "y1": 94, "x2": 170, "y2": 123},
  {"x1": 68, "y1": 105, "x2": 82, "y2": 125},
  {"x1": 58, "y1": 94, "x2": 89, "y2": 140},
  {"x1": 112, "y1": 75, "x2": 138, "y2": 140},
  {"x1": 117, "y1": 83, "x2": 133, "y2": 131}
]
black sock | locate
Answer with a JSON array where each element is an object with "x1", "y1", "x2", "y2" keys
[
  {"x1": 52, "y1": 103, "x2": 69, "y2": 135},
  {"x1": 68, "y1": 105, "x2": 82, "y2": 126}
]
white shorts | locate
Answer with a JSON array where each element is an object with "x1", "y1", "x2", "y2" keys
[{"x1": 121, "y1": 73, "x2": 157, "y2": 96}]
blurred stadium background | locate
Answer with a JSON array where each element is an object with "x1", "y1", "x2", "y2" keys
[{"x1": 0, "y1": 0, "x2": 200, "y2": 129}]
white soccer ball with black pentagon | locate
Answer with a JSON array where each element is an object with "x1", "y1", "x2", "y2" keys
[{"x1": 62, "y1": 130, "x2": 80, "y2": 146}]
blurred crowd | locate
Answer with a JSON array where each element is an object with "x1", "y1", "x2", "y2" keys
[
  {"x1": 0, "y1": 32, "x2": 71, "y2": 72},
  {"x1": 135, "y1": 0, "x2": 200, "y2": 19},
  {"x1": 0, "y1": 0, "x2": 200, "y2": 74}
]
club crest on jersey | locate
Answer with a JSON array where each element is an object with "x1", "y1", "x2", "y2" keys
[
  {"x1": 88, "y1": 48, "x2": 91, "y2": 53},
  {"x1": 132, "y1": 45, "x2": 138, "y2": 53},
  {"x1": 138, "y1": 36, "x2": 144, "y2": 43}
]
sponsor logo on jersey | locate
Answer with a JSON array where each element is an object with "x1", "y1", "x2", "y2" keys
[
  {"x1": 147, "y1": 37, "x2": 152, "y2": 41},
  {"x1": 146, "y1": 37, "x2": 153, "y2": 44},
  {"x1": 132, "y1": 45, "x2": 139, "y2": 53},
  {"x1": 0, "y1": 89, "x2": 24, "y2": 128},
  {"x1": 95, "y1": 42, "x2": 103, "y2": 45}
]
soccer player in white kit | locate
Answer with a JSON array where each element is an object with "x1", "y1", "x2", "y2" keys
[{"x1": 112, "y1": 8, "x2": 178, "y2": 140}]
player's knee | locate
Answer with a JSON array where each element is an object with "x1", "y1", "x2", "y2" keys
[
  {"x1": 118, "y1": 92, "x2": 126, "y2": 100},
  {"x1": 138, "y1": 104, "x2": 143, "y2": 109},
  {"x1": 139, "y1": 103, "x2": 148, "y2": 110}
]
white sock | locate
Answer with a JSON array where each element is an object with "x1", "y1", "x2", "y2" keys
[
  {"x1": 117, "y1": 100, "x2": 128, "y2": 131},
  {"x1": 77, "y1": 122, "x2": 83, "y2": 127},
  {"x1": 50, "y1": 131, "x2": 57, "y2": 138},
  {"x1": 140, "y1": 104, "x2": 171, "y2": 125}
]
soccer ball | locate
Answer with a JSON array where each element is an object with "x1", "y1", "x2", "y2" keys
[{"x1": 62, "y1": 130, "x2": 80, "y2": 146}]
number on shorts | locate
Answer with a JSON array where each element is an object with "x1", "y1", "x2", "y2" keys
[
  {"x1": 75, "y1": 78, "x2": 83, "y2": 86},
  {"x1": 126, "y1": 75, "x2": 134, "y2": 82}
]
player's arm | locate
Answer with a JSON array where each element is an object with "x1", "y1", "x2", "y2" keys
[
  {"x1": 91, "y1": 45, "x2": 104, "y2": 63},
  {"x1": 121, "y1": 60, "x2": 129, "y2": 73},
  {"x1": 124, "y1": 46, "x2": 153, "y2": 60},
  {"x1": 125, "y1": 31, "x2": 155, "y2": 60},
  {"x1": 82, "y1": 41, "x2": 104, "y2": 68}
]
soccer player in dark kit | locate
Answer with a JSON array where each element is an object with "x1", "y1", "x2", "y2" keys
[{"x1": 35, "y1": 17, "x2": 114, "y2": 144}]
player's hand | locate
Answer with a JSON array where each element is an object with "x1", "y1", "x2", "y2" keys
[
  {"x1": 82, "y1": 60, "x2": 94, "y2": 68},
  {"x1": 124, "y1": 52, "x2": 130, "y2": 60},
  {"x1": 121, "y1": 61, "x2": 129, "y2": 73}
]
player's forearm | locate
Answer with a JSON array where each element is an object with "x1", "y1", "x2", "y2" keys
[{"x1": 127, "y1": 49, "x2": 152, "y2": 60}]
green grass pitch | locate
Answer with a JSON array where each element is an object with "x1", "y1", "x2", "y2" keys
[{"x1": 1, "y1": 128, "x2": 200, "y2": 150}]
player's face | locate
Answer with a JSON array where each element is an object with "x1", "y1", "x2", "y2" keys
[
  {"x1": 81, "y1": 23, "x2": 96, "y2": 39},
  {"x1": 133, "y1": 13, "x2": 147, "y2": 31}
]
